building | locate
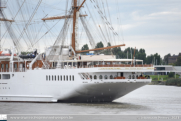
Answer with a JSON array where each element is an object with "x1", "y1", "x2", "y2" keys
[{"x1": 168, "y1": 53, "x2": 181, "y2": 64}]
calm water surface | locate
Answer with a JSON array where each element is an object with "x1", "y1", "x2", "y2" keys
[{"x1": 0, "y1": 85, "x2": 181, "y2": 115}]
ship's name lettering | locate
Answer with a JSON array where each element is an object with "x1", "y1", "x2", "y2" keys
[{"x1": 99, "y1": 67, "x2": 153, "y2": 70}]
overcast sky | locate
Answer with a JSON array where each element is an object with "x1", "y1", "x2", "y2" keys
[
  {"x1": 113, "y1": 0, "x2": 181, "y2": 57},
  {"x1": 1, "y1": 0, "x2": 181, "y2": 58}
]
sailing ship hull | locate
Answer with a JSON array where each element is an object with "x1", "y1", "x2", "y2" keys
[{"x1": 0, "y1": 68, "x2": 151, "y2": 103}]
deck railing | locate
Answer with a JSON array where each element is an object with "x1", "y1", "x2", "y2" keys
[
  {"x1": 0, "y1": 68, "x2": 26, "y2": 72},
  {"x1": 0, "y1": 64, "x2": 153, "y2": 72}
]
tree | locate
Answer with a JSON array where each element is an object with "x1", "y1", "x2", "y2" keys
[
  {"x1": 95, "y1": 41, "x2": 104, "y2": 54},
  {"x1": 164, "y1": 53, "x2": 171, "y2": 65},
  {"x1": 81, "y1": 44, "x2": 89, "y2": 55},
  {"x1": 175, "y1": 56, "x2": 181, "y2": 66},
  {"x1": 168, "y1": 72, "x2": 175, "y2": 78}
]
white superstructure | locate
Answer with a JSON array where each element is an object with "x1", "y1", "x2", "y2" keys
[{"x1": 0, "y1": 52, "x2": 154, "y2": 103}]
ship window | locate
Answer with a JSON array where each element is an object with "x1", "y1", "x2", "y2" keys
[
  {"x1": 0, "y1": 74, "x2": 1, "y2": 79},
  {"x1": 2, "y1": 74, "x2": 10, "y2": 79},
  {"x1": 70, "y1": 75, "x2": 71, "y2": 81},
  {"x1": 6, "y1": 64, "x2": 8, "y2": 69},
  {"x1": 46, "y1": 75, "x2": 48, "y2": 81},
  {"x1": 104, "y1": 75, "x2": 108, "y2": 79},
  {"x1": 14, "y1": 64, "x2": 17, "y2": 68},
  {"x1": 94, "y1": 75, "x2": 97, "y2": 79},
  {"x1": 61, "y1": 75, "x2": 62, "y2": 81},
  {"x1": 1, "y1": 64, "x2": 4, "y2": 69},
  {"x1": 52, "y1": 75, "x2": 53, "y2": 81},
  {"x1": 90, "y1": 75, "x2": 92, "y2": 79},
  {"x1": 129, "y1": 75, "x2": 131, "y2": 79},
  {"x1": 58, "y1": 76, "x2": 59, "y2": 81},
  {"x1": 66, "y1": 75, "x2": 68, "y2": 81},
  {"x1": 72, "y1": 75, "x2": 74, "y2": 81},
  {"x1": 110, "y1": 75, "x2": 113, "y2": 79},
  {"x1": 64, "y1": 76, "x2": 65, "y2": 81},
  {"x1": 132, "y1": 75, "x2": 135, "y2": 79},
  {"x1": 55, "y1": 75, "x2": 56, "y2": 81},
  {"x1": 49, "y1": 75, "x2": 50, "y2": 80},
  {"x1": 99, "y1": 75, "x2": 103, "y2": 79}
]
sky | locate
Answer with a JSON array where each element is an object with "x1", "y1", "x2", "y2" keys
[
  {"x1": 1, "y1": 0, "x2": 181, "y2": 58},
  {"x1": 113, "y1": 0, "x2": 181, "y2": 58}
]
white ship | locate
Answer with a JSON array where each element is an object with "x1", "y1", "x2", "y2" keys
[{"x1": 0, "y1": 0, "x2": 154, "y2": 102}]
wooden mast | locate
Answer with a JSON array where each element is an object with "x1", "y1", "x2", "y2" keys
[
  {"x1": 71, "y1": 0, "x2": 125, "y2": 54},
  {"x1": 72, "y1": 0, "x2": 77, "y2": 52}
]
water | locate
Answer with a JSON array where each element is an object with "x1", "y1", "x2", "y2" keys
[{"x1": 0, "y1": 85, "x2": 181, "y2": 115}]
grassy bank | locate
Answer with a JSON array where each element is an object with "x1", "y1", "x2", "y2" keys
[
  {"x1": 149, "y1": 75, "x2": 181, "y2": 86},
  {"x1": 165, "y1": 78, "x2": 181, "y2": 86}
]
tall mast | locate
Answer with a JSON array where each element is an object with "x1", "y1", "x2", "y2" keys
[{"x1": 72, "y1": 0, "x2": 77, "y2": 52}]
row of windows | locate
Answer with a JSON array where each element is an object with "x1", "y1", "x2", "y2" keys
[
  {"x1": 46, "y1": 75, "x2": 74, "y2": 81},
  {"x1": 89, "y1": 75, "x2": 116, "y2": 79}
]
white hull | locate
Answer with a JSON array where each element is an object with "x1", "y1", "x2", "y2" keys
[{"x1": 0, "y1": 68, "x2": 151, "y2": 103}]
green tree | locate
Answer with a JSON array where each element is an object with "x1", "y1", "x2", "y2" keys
[
  {"x1": 164, "y1": 53, "x2": 171, "y2": 65},
  {"x1": 81, "y1": 44, "x2": 89, "y2": 55},
  {"x1": 168, "y1": 72, "x2": 175, "y2": 78},
  {"x1": 175, "y1": 56, "x2": 181, "y2": 66},
  {"x1": 95, "y1": 41, "x2": 104, "y2": 54}
]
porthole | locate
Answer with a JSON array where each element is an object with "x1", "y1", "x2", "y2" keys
[
  {"x1": 110, "y1": 75, "x2": 113, "y2": 79},
  {"x1": 104, "y1": 75, "x2": 108, "y2": 79},
  {"x1": 94, "y1": 75, "x2": 97, "y2": 79},
  {"x1": 99, "y1": 75, "x2": 103, "y2": 79}
]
